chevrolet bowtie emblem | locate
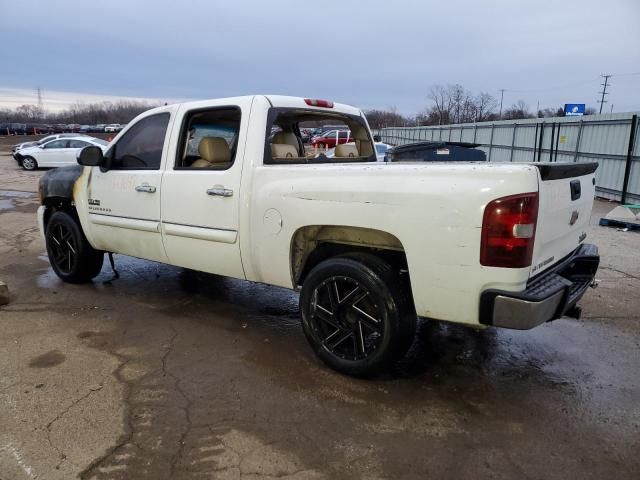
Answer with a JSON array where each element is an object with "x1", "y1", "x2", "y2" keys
[{"x1": 569, "y1": 210, "x2": 579, "y2": 226}]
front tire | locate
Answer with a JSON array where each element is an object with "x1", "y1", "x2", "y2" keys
[
  {"x1": 300, "y1": 253, "x2": 416, "y2": 377},
  {"x1": 45, "y1": 211, "x2": 104, "y2": 283},
  {"x1": 21, "y1": 156, "x2": 38, "y2": 171}
]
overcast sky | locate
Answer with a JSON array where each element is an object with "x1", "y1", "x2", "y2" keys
[{"x1": 1, "y1": 0, "x2": 639, "y2": 115}]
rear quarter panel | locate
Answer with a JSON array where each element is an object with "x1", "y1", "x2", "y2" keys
[{"x1": 243, "y1": 155, "x2": 540, "y2": 325}]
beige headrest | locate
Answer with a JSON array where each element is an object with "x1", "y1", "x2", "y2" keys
[
  {"x1": 198, "y1": 137, "x2": 231, "y2": 164},
  {"x1": 334, "y1": 144, "x2": 359, "y2": 158},
  {"x1": 271, "y1": 144, "x2": 298, "y2": 159},
  {"x1": 272, "y1": 132, "x2": 298, "y2": 147}
]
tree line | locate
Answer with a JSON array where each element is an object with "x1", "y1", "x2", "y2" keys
[
  {"x1": 365, "y1": 84, "x2": 596, "y2": 129},
  {"x1": 0, "y1": 85, "x2": 596, "y2": 129},
  {"x1": 0, "y1": 100, "x2": 160, "y2": 125}
]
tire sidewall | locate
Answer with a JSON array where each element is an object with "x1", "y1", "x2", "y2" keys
[{"x1": 300, "y1": 257, "x2": 402, "y2": 376}]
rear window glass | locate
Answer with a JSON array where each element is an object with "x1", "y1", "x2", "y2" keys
[{"x1": 265, "y1": 108, "x2": 374, "y2": 165}]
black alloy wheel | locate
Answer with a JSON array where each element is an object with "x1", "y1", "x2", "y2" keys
[
  {"x1": 301, "y1": 254, "x2": 416, "y2": 377},
  {"x1": 45, "y1": 211, "x2": 104, "y2": 283}
]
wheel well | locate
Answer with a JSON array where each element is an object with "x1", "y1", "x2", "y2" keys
[
  {"x1": 291, "y1": 225, "x2": 408, "y2": 286},
  {"x1": 42, "y1": 197, "x2": 76, "y2": 228}
]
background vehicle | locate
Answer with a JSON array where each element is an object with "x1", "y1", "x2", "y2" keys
[
  {"x1": 310, "y1": 129, "x2": 353, "y2": 148},
  {"x1": 37, "y1": 95, "x2": 599, "y2": 377},
  {"x1": 17, "y1": 136, "x2": 108, "y2": 170},
  {"x1": 9, "y1": 123, "x2": 27, "y2": 135},
  {"x1": 385, "y1": 141, "x2": 487, "y2": 162},
  {"x1": 104, "y1": 123, "x2": 121, "y2": 132},
  {"x1": 326, "y1": 141, "x2": 392, "y2": 162},
  {"x1": 12, "y1": 133, "x2": 88, "y2": 162}
]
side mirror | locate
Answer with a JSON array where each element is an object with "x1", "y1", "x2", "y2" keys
[
  {"x1": 77, "y1": 145, "x2": 104, "y2": 167},
  {"x1": 373, "y1": 135, "x2": 381, "y2": 142}
]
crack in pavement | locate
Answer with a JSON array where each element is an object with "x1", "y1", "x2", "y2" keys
[
  {"x1": 163, "y1": 326, "x2": 194, "y2": 477},
  {"x1": 44, "y1": 374, "x2": 110, "y2": 467},
  {"x1": 599, "y1": 266, "x2": 640, "y2": 281}
]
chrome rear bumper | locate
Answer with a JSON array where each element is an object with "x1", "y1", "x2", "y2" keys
[{"x1": 480, "y1": 244, "x2": 599, "y2": 330}]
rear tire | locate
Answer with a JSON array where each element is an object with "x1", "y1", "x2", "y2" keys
[
  {"x1": 300, "y1": 253, "x2": 416, "y2": 377},
  {"x1": 45, "y1": 210, "x2": 104, "y2": 283},
  {"x1": 21, "y1": 156, "x2": 38, "y2": 171}
]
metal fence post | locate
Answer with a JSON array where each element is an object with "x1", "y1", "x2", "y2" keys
[
  {"x1": 509, "y1": 123, "x2": 517, "y2": 162},
  {"x1": 621, "y1": 114, "x2": 638, "y2": 204},
  {"x1": 573, "y1": 120, "x2": 584, "y2": 162},
  {"x1": 488, "y1": 123, "x2": 495, "y2": 161},
  {"x1": 533, "y1": 123, "x2": 539, "y2": 162}
]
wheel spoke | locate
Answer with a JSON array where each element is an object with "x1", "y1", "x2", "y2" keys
[
  {"x1": 327, "y1": 331, "x2": 352, "y2": 350},
  {"x1": 327, "y1": 281, "x2": 340, "y2": 310},
  {"x1": 340, "y1": 285, "x2": 366, "y2": 307},
  {"x1": 352, "y1": 305, "x2": 382, "y2": 332},
  {"x1": 321, "y1": 328, "x2": 342, "y2": 346},
  {"x1": 314, "y1": 305, "x2": 341, "y2": 331},
  {"x1": 357, "y1": 321, "x2": 366, "y2": 354}
]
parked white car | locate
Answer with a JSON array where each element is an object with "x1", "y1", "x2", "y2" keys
[
  {"x1": 12, "y1": 133, "x2": 87, "y2": 161},
  {"x1": 326, "y1": 141, "x2": 392, "y2": 162},
  {"x1": 104, "y1": 124, "x2": 121, "y2": 133},
  {"x1": 17, "y1": 136, "x2": 109, "y2": 171},
  {"x1": 36, "y1": 95, "x2": 599, "y2": 377}
]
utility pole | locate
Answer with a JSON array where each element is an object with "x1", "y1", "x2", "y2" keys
[
  {"x1": 499, "y1": 89, "x2": 505, "y2": 118},
  {"x1": 598, "y1": 74, "x2": 612, "y2": 114},
  {"x1": 610, "y1": 104, "x2": 614, "y2": 113},
  {"x1": 36, "y1": 87, "x2": 44, "y2": 119}
]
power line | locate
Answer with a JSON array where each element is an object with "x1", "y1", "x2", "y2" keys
[{"x1": 598, "y1": 74, "x2": 612, "y2": 114}]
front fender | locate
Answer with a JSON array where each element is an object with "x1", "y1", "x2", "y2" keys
[{"x1": 38, "y1": 165, "x2": 83, "y2": 203}]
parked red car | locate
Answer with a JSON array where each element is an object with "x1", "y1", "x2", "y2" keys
[{"x1": 311, "y1": 129, "x2": 353, "y2": 148}]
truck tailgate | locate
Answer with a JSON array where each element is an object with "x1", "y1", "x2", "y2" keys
[{"x1": 530, "y1": 163, "x2": 599, "y2": 277}]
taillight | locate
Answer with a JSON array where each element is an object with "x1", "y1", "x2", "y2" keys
[
  {"x1": 480, "y1": 192, "x2": 539, "y2": 268},
  {"x1": 304, "y1": 98, "x2": 334, "y2": 108}
]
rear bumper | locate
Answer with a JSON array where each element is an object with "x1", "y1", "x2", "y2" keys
[{"x1": 480, "y1": 244, "x2": 599, "y2": 330}]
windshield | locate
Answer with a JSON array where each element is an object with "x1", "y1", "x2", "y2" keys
[{"x1": 37, "y1": 135, "x2": 56, "y2": 145}]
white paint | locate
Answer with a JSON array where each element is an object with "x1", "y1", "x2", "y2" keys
[{"x1": 0, "y1": 443, "x2": 36, "y2": 479}]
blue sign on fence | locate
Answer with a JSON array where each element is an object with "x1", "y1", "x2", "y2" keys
[{"x1": 564, "y1": 104, "x2": 586, "y2": 116}]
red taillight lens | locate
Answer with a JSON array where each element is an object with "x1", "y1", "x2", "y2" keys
[
  {"x1": 304, "y1": 98, "x2": 334, "y2": 108},
  {"x1": 480, "y1": 192, "x2": 539, "y2": 268}
]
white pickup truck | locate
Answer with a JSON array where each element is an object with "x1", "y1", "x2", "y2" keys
[{"x1": 37, "y1": 95, "x2": 599, "y2": 376}]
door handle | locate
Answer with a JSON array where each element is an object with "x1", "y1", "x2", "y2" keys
[
  {"x1": 135, "y1": 184, "x2": 156, "y2": 193},
  {"x1": 206, "y1": 187, "x2": 233, "y2": 197}
]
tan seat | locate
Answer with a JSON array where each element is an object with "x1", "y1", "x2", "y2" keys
[
  {"x1": 272, "y1": 132, "x2": 299, "y2": 150},
  {"x1": 191, "y1": 137, "x2": 232, "y2": 168},
  {"x1": 334, "y1": 143, "x2": 359, "y2": 158},
  {"x1": 271, "y1": 143, "x2": 299, "y2": 160},
  {"x1": 271, "y1": 131, "x2": 302, "y2": 162}
]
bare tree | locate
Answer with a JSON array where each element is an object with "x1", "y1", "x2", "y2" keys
[
  {"x1": 423, "y1": 85, "x2": 497, "y2": 125},
  {"x1": 502, "y1": 100, "x2": 534, "y2": 120}
]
